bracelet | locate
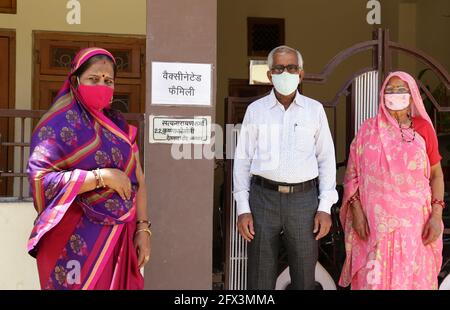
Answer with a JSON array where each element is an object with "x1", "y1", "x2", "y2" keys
[
  {"x1": 97, "y1": 168, "x2": 106, "y2": 188},
  {"x1": 431, "y1": 198, "x2": 446, "y2": 209},
  {"x1": 137, "y1": 219, "x2": 152, "y2": 228},
  {"x1": 135, "y1": 228, "x2": 152, "y2": 237},
  {"x1": 348, "y1": 192, "x2": 360, "y2": 207},
  {"x1": 92, "y1": 169, "x2": 102, "y2": 189}
]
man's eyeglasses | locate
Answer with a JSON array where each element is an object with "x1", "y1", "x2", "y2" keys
[
  {"x1": 384, "y1": 86, "x2": 410, "y2": 94},
  {"x1": 271, "y1": 64, "x2": 301, "y2": 75}
]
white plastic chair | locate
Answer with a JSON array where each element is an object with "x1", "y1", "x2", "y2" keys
[
  {"x1": 275, "y1": 262, "x2": 337, "y2": 290},
  {"x1": 439, "y1": 274, "x2": 450, "y2": 290}
]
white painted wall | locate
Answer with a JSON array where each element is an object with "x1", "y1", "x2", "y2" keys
[{"x1": 0, "y1": 202, "x2": 39, "y2": 289}]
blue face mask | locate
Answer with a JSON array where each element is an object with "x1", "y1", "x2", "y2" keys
[{"x1": 271, "y1": 72, "x2": 300, "y2": 96}]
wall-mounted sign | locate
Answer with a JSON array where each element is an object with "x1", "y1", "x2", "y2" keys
[
  {"x1": 151, "y1": 62, "x2": 212, "y2": 106},
  {"x1": 149, "y1": 115, "x2": 211, "y2": 144}
]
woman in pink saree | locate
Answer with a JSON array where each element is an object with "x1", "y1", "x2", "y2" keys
[
  {"x1": 27, "y1": 48, "x2": 151, "y2": 290},
  {"x1": 339, "y1": 71, "x2": 445, "y2": 290}
]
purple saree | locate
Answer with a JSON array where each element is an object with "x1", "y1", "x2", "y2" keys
[{"x1": 27, "y1": 48, "x2": 144, "y2": 290}]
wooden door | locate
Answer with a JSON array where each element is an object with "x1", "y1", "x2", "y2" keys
[
  {"x1": 0, "y1": 30, "x2": 15, "y2": 196},
  {"x1": 0, "y1": 0, "x2": 16, "y2": 14}
]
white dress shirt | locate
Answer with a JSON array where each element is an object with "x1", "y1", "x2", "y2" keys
[{"x1": 233, "y1": 90, "x2": 338, "y2": 216}]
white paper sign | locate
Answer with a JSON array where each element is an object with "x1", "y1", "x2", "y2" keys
[
  {"x1": 151, "y1": 62, "x2": 212, "y2": 106},
  {"x1": 149, "y1": 115, "x2": 211, "y2": 144}
]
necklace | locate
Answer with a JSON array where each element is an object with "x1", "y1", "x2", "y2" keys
[{"x1": 397, "y1": 116, "x2": 415, "y2": 143}]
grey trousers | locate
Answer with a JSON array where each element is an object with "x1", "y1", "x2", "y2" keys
[{"x1": 247, "y1": 180, "x2": 319, "y2": 290}]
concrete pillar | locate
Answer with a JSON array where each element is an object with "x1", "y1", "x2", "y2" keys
[{"x1": 144, "y1": 0, "x2": 217, "y2": 289}]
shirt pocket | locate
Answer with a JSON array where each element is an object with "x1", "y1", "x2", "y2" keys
[{"x1": 294, "y1": 124, "x2": 315, "y2": 153}]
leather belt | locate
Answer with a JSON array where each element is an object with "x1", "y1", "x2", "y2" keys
[{"x1": 252, "y1": 175, "x2": 317, "y2": 194}]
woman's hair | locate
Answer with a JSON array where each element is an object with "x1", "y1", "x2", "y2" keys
[{"x1": 74, "y1": 54, "x2": 117, "y2": 79}]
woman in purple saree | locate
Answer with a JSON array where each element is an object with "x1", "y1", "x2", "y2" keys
[{"x1": 27, "y1": 48, "x2": 151, "y2": 290}]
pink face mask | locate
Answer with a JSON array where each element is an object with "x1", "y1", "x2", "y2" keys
[
  {"x1": 384, "y1": 93, "x2": 411, "y2": 111},
  {"x1": 77, "y1": 82, "x2": 114, "y2": 111}
]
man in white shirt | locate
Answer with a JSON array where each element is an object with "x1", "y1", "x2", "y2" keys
[{"x1": 233, "y1": 45, "x2": 338, "y2": 290}]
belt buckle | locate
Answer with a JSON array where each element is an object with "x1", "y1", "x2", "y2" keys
[{"x1": 278, "y1": 185, "x2": 291, "y2": 194}]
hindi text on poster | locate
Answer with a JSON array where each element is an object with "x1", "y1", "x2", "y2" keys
[
  {"x1": 149, "y1": 115, "x2": 211, "y2": 144},
  {"x1": 151, "y1": 62, "x2": 212, "y2": 106}
]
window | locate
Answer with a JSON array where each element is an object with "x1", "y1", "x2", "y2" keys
[{"x1": 247, "y1": 17, "x2": 285, "y2": 57}]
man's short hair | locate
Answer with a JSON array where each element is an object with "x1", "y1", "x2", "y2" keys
[{"x1": 267, "y1": 45, "x2": 304, "y2": 70}]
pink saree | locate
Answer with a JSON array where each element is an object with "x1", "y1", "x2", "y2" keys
[
  {"x1": 27, "y1": 48, "x2": 144, "y2": 290},
  {"x1": 338, "y1": 71, "x2": 443, "y2": 290}
]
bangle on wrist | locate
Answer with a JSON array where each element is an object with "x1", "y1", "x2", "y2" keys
[
  {"x1": 348, "y1": 192, "x2": 360, "y2": 207},
  {"x1": 92, "y1": 169, "x2": 102, "y2": 189},
  {"x1": 431, "y1": 198, "x2": 445, "y2": 209},
  {"x1": 135, "y1": 228, "x2": 152, "y2": 238},
  {"x1": 137, "y1": 219, "x2": 151, "y2": 229},
  {"x1": 97, "y1": 168, "x2": 105, "y2": 188}
]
